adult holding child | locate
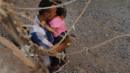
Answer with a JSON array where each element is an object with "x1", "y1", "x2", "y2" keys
[{"x1": 31, "y1": 0, "x2": 69, "y2": 72}]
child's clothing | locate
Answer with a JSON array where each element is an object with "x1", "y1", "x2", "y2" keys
[
  {"x1": 48, "y1": 16, "x2": 67, "y2": 67},
  {"x1": 49, "y1": 16, "x2": 67, "y2": 44},
  {"x1": 49, "y1": 16, "x2": 67, "y2": 37}
]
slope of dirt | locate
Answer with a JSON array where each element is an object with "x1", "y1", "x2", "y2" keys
[
  {"x1": 0, "y1": 46, "x2": 30, "y2": 73},
  {"x1": 63, "y1": 0, "x2": 130, "y2": 73},
  {"x1": 0, "y1": 0, "x2": 130, "y2": 73}
]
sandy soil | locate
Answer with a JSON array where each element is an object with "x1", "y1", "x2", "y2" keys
[
  {"x1": 0, "y1": 47, "x2": 30, "y2": 73},
  {"x1": 0, "y1": 0, "x2": 130, "y2": 73}
]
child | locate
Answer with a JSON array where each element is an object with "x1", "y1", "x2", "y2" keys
[
  {"x1": 47, "y1": 4, "x2": 68, "y2": 45},
  {"x1": 38, "y1": 0, "x2": 68, "y2": 71},
  {"x1": 45, "y1": 1, "x2": 69, "y2": 69},
  {"x1": 39, "y1": 0, "x2": 67, "y2": 45}
]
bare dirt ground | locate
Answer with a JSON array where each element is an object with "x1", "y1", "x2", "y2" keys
[
  {"x1": 0, "y1": 46, "x2": 30, "y2": 73},
  {"x1": 0, "y1": 0, "x2": 130, "y2": 73}
]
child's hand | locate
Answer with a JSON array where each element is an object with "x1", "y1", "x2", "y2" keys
[
  {"x1": 45, "y1": 24, "x2": 56, "y2": 33},
  {"x1": 40, "y1": 21, "x2": 46, "y2": 27},
  {"x1": 41, "y1": 21, "x2": 46, "y2": 24},
  {"x1": 41, "y1": 21, "x2": 56, "y2": 33}
]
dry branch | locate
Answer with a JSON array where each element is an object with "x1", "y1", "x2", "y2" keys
[{"x1": 0, "y1": 36, "x2": 35, "y2": 69}]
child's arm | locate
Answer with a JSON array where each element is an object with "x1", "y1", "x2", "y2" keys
[
  {"x1": 41, "y1": 21, "x2": 55, "y2": 33},
  {"x1": 45, "y1": 24, "x2": 55, "y2": 33}
]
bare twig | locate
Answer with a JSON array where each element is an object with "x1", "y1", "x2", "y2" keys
[
  {"x1": 8, "y1": 0, "x2": 77, "y2": 10},
  {"x1": 0, "y1": 36, "x2": 36, "y2": 69}
]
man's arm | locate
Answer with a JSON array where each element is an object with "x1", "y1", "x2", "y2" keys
[{"x1": 41, "y1": 38, "x2": 53, "y2": 48}]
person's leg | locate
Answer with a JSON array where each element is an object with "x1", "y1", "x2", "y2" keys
[
  {"x1": 31, "y1": 32, "x2": 42, "y2": 46},
  {"x1": 39, "y1": 55, "x2": 51, "y2": 67},
  {"x1": 43, "y1": 56, "x2": 51, "y2": 67},
  {"x1": 50, "y1": 56, "x2": 60, "y2": 66},
  {"x1": 53, "y1": 36, "x2": 62, "y2": 45}
]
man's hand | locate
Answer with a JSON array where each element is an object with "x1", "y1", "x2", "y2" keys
[
  {"x1": 48, "y1": 43, "x2": 66, "y2": 55},
  {"x1": 48, "y1": 45, "x2": 58, "y2": 55}
]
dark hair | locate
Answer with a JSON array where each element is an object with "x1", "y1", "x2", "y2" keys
[
  {"x1": 38, "y1": 0, "x2": 52, "y2": 16},
  {"x1": 54, "y1": 0, "x2": 67, "y2": 17},
  {"x1": 38, "y1": 0, "x2": 67, "y2": 17}
]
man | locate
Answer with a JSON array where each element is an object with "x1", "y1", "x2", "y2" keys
[
  {"x1": 31, "y1": 0, "x2": 68, "y2": 72},
  {"x1": 31, "y1": 15, "x2": 53, "y2": 67}
]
